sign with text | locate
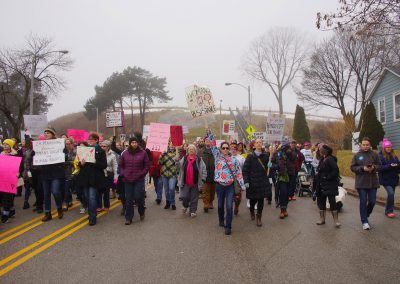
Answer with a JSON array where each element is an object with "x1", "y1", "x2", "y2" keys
[
  {"x1": 32, "y1": 139, "x2": 65, "y2": 166},
  {"x1": 222, "y1": 120, "x2": 235, "y2": 135},
  {"x1": 77, "y1": 146, "x2": 96, "y2": 163},
  {"x1": 106, "y1": 111, "x2": 124, "y2": 128},
  {"x1": 170, "y1": 125, "x2": 183, "y2": 147},
  {"x1": 251, "y1": 132, "x2": 267, "y2": 142},
  {"x1": 182, "y1": 125, "x2": 189, "y2": 134},
  {"x1": 185, "y1": 85, "x2": 216, "y2": 118},
  {"x1": 23, "y1": 115, "x2": 48, "y2": 136},
  {"x1": 266, "y1": 113, "x2": 285, "y2": 144},
  {"x1": 147, "y1": 123, "x2": 170, "y2": 152},
  {"x1": 67, "y1": 129, "x2": 90, "y2": 143},
  {"x1": 119, "y1": 134, "x2": 126, "y2": 142},
  {"x1": 0, "y1": 155, "x2": 22, "y2": 194}
]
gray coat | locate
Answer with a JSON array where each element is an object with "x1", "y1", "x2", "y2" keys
[
  {"x1": 350, "y1": 150, "x2": 382, "y2": 189},
  {"x1": 177, "y1": 155, "x2": 207, "y2": 190}
]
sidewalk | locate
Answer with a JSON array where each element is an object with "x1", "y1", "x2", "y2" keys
[{"x1": 341, "y1": 176, "x2": 400, "y2": 210}]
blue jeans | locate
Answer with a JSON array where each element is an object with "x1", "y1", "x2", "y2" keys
[
  {"x1": 64, "y1": 179, "x2": 73, "y2": 205},
  {"x1": 162, "y1": 176, "x2": 177, "y2": 205},
  {"x1": 278, "y1": 181, "x2": 289, "y2": 209},
  {"x1": 42, "y1": 179, "x2": 62, "y2": 212},
  {"x1": 383, "y1": 185, "x2": 396, "y2": 215},
  {"x1": 216, "y1": 183, "x2": 234, "y2": 229},
  {"x1": 124, "y1": 180, "x2": 145, "y2": 221},
  {"x1": 96, "y1": 190, "x2": 110, "y2": 209},
  {"x1": 84, "y1": 187, "x2": 97, "y2": 223},
  {"x1": 153, "y1": 176, "x2": 163, "y2": 201},
  {"x1": 288, "y1": 174, "x2": 297, "y2": 198},
  {"x1": 357, "y1": 188, "x2": 377, "y2": 224},
  {"x1": 24, "y1": 183, "x2": 32, "y2": 203}
]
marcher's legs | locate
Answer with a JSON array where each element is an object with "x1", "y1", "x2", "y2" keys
[
  {"x1": 216, "y1": 184, "x2": 226, "y2": 224},
  {"x1": 84, "y1": 187, "x2": 97, "y2": 223},
  {"x1": 168, "y1": 177, "x2": 177, "y2": 206},
  {"x1": 124, "y1": 182, "x2": 135, "y2": 221},
  {"x1": 189, "y1": 186, "x2": 199, "y2": 214},
  {"x1": 133, "y1": 180, "x2": 145, "y2": 217},
  {"x1": 278, "y1": 182, "x2": 289, "y2": 209},
  {"x1": 181, "y1": 185, "x2": 190, "y2": 209},
  {"x1": 357, "y1": 188, "x2": 368, "y2": 224},
  {"x1": 224, "y1": 185, "x2": 234, "y2": 230},
  {"x1": 366, "y1": 188, "x2": 377, "y2": 218},
  {"x1": 384, "y1": 185, "x2": 395, "y2": 215}
]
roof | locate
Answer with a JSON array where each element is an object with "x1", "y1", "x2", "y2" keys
[{"x1": 367, "y1": 65, "x2": 400, "y2": 101}]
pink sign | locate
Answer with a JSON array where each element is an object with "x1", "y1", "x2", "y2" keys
[
  {"x1": 0, "y1": 155, "x2": 22, "y2": 194},
  {"x1": 146, "y1": 123, "x2": 170, "y2": 152},
  {"x1": 67, "y1": 129, "x2": 90, "y2": 143}
]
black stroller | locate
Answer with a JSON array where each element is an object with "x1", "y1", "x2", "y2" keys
[{"x1": 297, "y1": 161, "x2": 313, "y2": 197}]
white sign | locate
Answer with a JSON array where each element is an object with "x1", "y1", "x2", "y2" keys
[
  {"x1": 352, "y1": 132, "x2": 360, "y2": 153},
  {"x1": 222, "y1": 120, "x2": 235, "y2": 135},
  {"x1": 251, "y1": 132, "x2": 267, "y2": 142},
  {"x1": 106, "y1": 112, "x2": 124, "y2": 128},
  {"x1": 23, "y1": 115, "x2": 48, "y2": 136},
  {"x1": 266, "y1": 113, "x2": 285, "y2": 144},
  {"x1": 182, "y1": 126, "x2": 189, "y2": 134},
  {"x1": 230, "y1": 132, "x2": 239, "y2": 142},
  {"x1": 32, "y1": 139, "x2": 65, "y2": 166},
  {"x1": 77, "y1": 146, "x2": 96, "y2": 163},
  {"x1": 143, "y1": 125, "x2": 150, "y2": 139},
  {"x1": 185, "y1": 85, "x2": 216, "y2": 118},
  {"x1": 119, "y1": 134, "x2": 126, "y2": 141}
]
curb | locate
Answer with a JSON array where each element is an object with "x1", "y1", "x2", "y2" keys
[{"x1": 344, "y1": 187, "x2": 400, "y2": 211}]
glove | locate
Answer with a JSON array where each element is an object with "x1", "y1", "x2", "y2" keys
[{"x1": 267, "y1": 161, "x2": 272, "y2": 168}]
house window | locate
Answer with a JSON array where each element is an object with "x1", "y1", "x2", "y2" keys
[
  {"x1": 378, "y1": 98, "x2": 386, "y2": 124},
  {"x1": 395, "y1": 93, "x2": 400, "y2": 121}
]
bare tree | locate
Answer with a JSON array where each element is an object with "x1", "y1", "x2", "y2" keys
[{"x1": 242, "y1": 27, "x2": 308, "y2": 114}]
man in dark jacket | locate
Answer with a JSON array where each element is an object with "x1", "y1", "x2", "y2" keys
[
  {"x1": 288, "y1": 140, "x2": 302, "y2": 201},
  {"x1": 350, "y1": 137, "x2": 382, "y2": 230},
  {"x1": 200, "y1": 138, "x2": 216, "y2": 212}
]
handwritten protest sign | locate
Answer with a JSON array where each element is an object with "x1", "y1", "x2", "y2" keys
[
  {"x1": 266, "y1": 113, "x2": 285, "y2": 144},
  {"x1": 0, "y1": 155, "x2": 22, "y2": 194},
  {"x1": 23, "y1": 115, "x2": 48, "y2": 136},
  {"x1": 77, "y1": 146, "x2": 96, "y2": 163},
  {"x1": 222, "y1": 120, "x2": 235, "y2": 135},
  {"x1": 185, "y1": 85, "x2": 216, "y2": 118},
  {"x1": 67, "y1": 129, "x2": 90, "y2": 143},
  {"x1": 182, "y1": 126, "x2": 189, "y2": 134},
  {"x1": 170, "y1": 125, "x2": 183, "y2": 147},
  {"x1": 32, "y1": 139, "x2": 65, "y2": 166},
  {"x1": 251, "y1": 132, "x2": 267, "y2": 142},
  {"x1": 147, "y1": 123, "x2": 170, "y2": 152},
  {"x1": 106, "y1": 112, "x2": 124, "y2": 128}
]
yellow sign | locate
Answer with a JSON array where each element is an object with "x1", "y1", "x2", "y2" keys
[{"x1": 246, "y1": 125, "x2": 256, "y2": 135}]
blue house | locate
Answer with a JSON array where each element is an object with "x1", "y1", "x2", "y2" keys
[{"x1": 368, "y1": 66, "x2": 400, "y2": 149}]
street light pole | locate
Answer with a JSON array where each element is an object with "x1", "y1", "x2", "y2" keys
[
  {"x1": 225, "y1": 82, "x2": 252, "y2": 124},
  {"x1": 219, "y1": 99, "x2": 222, "y2": 140},
  {"x1": 96, "y1": 107, "x2": 99, "y2": 133}
]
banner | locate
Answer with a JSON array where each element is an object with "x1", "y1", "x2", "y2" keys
[
  {"x1": 77, "y1": 146, "x2": 96, "y2": 163},
  {"x1": 146, "y1": 123, "x2": 170, "y2": 152},
  {"x1": 266, "y1": 113, "x2": 285, "y2": 144},
  {"x1": 170, "y1": 125, "x2": 183, "y2": 147},
  {"x1": 32, "y1": 139, "x2": 65, "y2": 166},
  {"x1": 222, "y1": 120, "x2": 235, "y2": 136},
  {"x1": 106, "y1": 111, "x2": 124, "y2": 128},
  {"x1": 67, "y1": 129, "x2": 90, "y2": 143},
  {"x1": 23, "y1": 115, "x2": 48, "y2": 136},
  {"x1": 0, "y1": 155, "x2": 22, "y2": 194},
  {"x1": 251, "y1": 132, "x2": 267, "y2": 142},
  {"x1": 185, "y1": 85, "x2": 216, "y2": 118}
]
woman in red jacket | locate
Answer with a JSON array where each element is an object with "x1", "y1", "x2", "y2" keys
[{"x1": 149, "y1": 151, "x2": 163, "y2": 204}]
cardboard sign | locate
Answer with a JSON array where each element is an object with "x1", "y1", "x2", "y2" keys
[
  {"x1": 251, "y1": 132, "x2": 267, "y2": 142},
  {"x1": 222, "y1": 120, "x2": 235, "y2": 136},
  {"x1": 170, "y1": 125, "x2": 183, "y2": 147},
  {"x1": 77, "y1": 146, "x2": 96, "y2": 163},
  {"x1": 32, "y1": 139, "x2": 65, "y2": 166},
  {"x1": 147, "y1": 123, "x2": 170, "y2": 152},
  {"x1": 185, "y1": 85, "x2": 216, "y2": 118},
  {"x1": 266, "y1": 113, "x2": 285, "y2": 143},
  {"x1": 0, "y1": 155, "x2": 22, "y2": 194},
  {"x1": 106, "y1": 111, "x2": 124, "y2": 128},
  {"x1": 67, "y1": 129, "x2": 90, "y2": 143},
  {"x1": 182, "y1": 125, "x2": 189, "y2": 134},
  {"x1": 23, "y1": 115, "x2": 48, "y2": 136}
]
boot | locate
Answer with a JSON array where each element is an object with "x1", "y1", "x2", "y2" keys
[
  {"x1": 57, "y1": 208, "x2": 64, "y2": 219},
  {"x1": 250, "y1": 208, "x2": 255, "y2": 220},
  {"x1": 283, "y1": 209, "x2": 288, "y2": 217},
  {"x1": 23, "y1": 201, "x2": 30, "y2": 210},
  {"x1": 42, "y1": 212, "x2": 52, "y2": 222},
  {"x1": 120, "y1": 204, "x2": 126, "y2": 216},
  {"x1": 234, "y1": 203, "x2": 239, "y2": 215},
  {"x1": 316, "y1": 210, "x2": 326, "y2": 225},
  {"x1": 332, "y1": 210, "x2": 341, "y2": 228},
  {"x1": 140, "y1": 214, "x2": 145, "y2": 221},
  {"x1": 256, "y1": 214, "x2": 262, "y2": 227},
  {"x1": 164, "y1": 202, "x2": 170, "y2": 209},
  {"x1": 279, "y1": 209, "x2": 285, "y2": 219}
]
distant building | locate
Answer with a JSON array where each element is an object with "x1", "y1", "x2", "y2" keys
[{"x1": 368, "y1": 66, "x2": 400, "y2": 149}]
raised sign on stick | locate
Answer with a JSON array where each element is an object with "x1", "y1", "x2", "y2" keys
[
  {"x1": 146, "y1": 123, "x2": 170, "y2": 152},
  {"x1": 185, "y1": 85, "x2": 216, "y2": 118}
]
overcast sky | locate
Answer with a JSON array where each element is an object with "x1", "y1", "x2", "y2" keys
[{"x1": 1, "y1": 0, "x2": 339, "y2": 120}]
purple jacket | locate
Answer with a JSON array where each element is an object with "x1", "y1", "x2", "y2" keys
[{"x1": 119, "y1": 148, "x2": 150, "y2": 183}]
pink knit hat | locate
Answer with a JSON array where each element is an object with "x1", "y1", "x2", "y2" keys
[{"x1": 382, "y1": 138, "x2": 392, "y2": 149}]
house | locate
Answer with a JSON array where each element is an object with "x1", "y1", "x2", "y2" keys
[{"x1": 368, "y1": 66, "x2": 400, "y2": 149}]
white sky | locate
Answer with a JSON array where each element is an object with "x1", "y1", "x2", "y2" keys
[{"x1": 1, "y1": 0, "x2": 339, "y2": 120}]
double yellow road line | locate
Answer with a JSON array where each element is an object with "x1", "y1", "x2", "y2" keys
[{"x1": 0, "y1": 200, "x2": 121, "y2": 277}]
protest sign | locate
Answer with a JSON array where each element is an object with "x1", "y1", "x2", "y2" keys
[
  {"x1": 147, "y1": 123, "x2": 170, "y2": 152},
  {"x1": 216, "y1": 140, "x2": 225, "y2": 148},
  {"x1": 222, "y1": 120, "x2": 235, "y2": 136},
  {"x1": 23, "y1": 115, "x2": 48, "y2": 136},
  {"x1": 185, "y1": 85, "x2": 216, "y2": 118},
  {"x1": 182, "y1": 125, "x2": 189, "y2": 134},
  {"x1": 143, "y1": 125, "x2": 150, "y2": 139},
  {"x1": 67, "y1": 129, "x2": 90, "y2": 143},
  {"x1": 32, "y1": 139, "x2": 65, "y2": 166},
  {"x1": 0, "y1": 155, "x2": 22, "y2": 194},
  {"x1": 251, "y1": 132, "x2": 267, "y2": 142},
  {"x1": 170, "y1": 125, "x2": 183, "y2": 147},
  {"x1": 120, "y1": 134, "x2": 126, "y2": 142},
  {"x1": 266, "y1": 113, "x2": 285, "y2": 144},
  {"x1": 230, "y1": 132, "x2": 239, "y2": 142},
  {"x1": 77, "y1": 146, "x2": 96, "y2": 163},
  {"x1": 106, "y1": 111, "x2": 124, "y2": 128}
]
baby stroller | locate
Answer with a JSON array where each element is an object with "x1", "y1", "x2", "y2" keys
[{"x1": 297, "y1": 162, "x2": 313, "y2": 197}]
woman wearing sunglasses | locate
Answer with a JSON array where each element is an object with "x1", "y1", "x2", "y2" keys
[{"x1": 207, "y1": 130, "x2": 245, "y2": 235}]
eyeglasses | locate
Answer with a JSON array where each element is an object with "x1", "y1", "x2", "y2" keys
[{"x1": 221, "y1": 147, "x2": 229, "y2": 150}]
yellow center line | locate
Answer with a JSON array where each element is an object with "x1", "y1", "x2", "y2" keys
[
  {"x1": 0, "y1": 200, "x2": 121, "y2": 274},
  {"x1": 0, "y1": 202, "x2": 81, "y2": 245}
]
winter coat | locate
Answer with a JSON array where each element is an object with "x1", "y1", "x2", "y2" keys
[
  {"x1": 177, "y1": 155, "x2": 207, "y2": 189},
  {"x1": 149, "y1": 151, "x2": 162, "y2": 177},
  {"x1": 378, "y1": 152, "x2": 400, "y2": 187},
  {"x1": 317, "y1": 155, "x2": 339, "y2": 196},
  {"x1": 285, "y1": 149, "x2": 297, "y2": 176},
  {"x1": 65, "y1": 148, "x2": 77, "y2": 180},
  {"x1": 243, "y1": 151, "x2": 270, "y2": 200},
  {"x1": 200, "y1": 147, "x2": 215, "y2": 183},
  {"x1": 158, "y1": 150, "x2": 179, "y2": 178},
  {"x1": 119, "y1": 147, "x2": 149, "y2": 183},
  {"x1": 294, "y1": 150, "x2": 305, "y2": 172},
  {"x1": 76, "y1": 145, "x2": 107, "y2": 190},
  {"x1": 350, "y1": 150, "x2": 381, "y2": 189}
]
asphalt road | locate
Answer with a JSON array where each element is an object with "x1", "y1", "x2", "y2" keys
[{"x1": 0, "y1": 187, "x2": 399, "y2": 284}]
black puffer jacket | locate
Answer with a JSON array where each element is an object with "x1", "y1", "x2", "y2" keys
[
  {"x1": 243, "y1": 151, "x2": 270, "y2": 200},
  {"x1": 76, "y1": 145, "x2": 107, "y2": 190},
  {"x1": 200, "y1": 147, "x2": 215, "y2": 183},
  {"x1": 317, "y1": 154, "x2": 339, "y2": 196}
]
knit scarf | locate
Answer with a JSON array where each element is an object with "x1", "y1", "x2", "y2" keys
[{"x1": 185, "y1": 155, "x2": 197, "y2": 187}]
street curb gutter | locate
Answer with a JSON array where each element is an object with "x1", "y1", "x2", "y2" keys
[{"x1": 344, "y1": 187, "x2": 400, "y2": 211}]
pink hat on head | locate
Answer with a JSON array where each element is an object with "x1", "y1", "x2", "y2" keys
[{"x1": 382, "y1": 138, "x2": 392, "y2": 149}]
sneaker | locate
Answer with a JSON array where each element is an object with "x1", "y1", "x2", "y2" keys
[
  {"x1": 79, "y1": 208, "x2": 86, "y2": 214},
  {"x1": 164, "y1": 203, "x2": 170, "y2": 209},
  {"x1": 23, "y1": 201, "x2": 30, "y2": 210},
  {"x1": 387, "y1": 213, "x2": 396, "y2": 218},
  {"x1": 182, "y1": 207, "x2": 187, "y2": 214},
  {"x1": 291, "y1": 196, "x2": 297, "y2": 201},
  {"x1": 156, "y1": 199, "x2": 161, "y2": 205},
  {"x1": 62, "y1": 206, "x2": 68, "y2": 212},
  {"x1": 362, "y1": 223, "x2": 370, "y2": 230},
  {"x1": 1, "y1": 214, "x2": 9, "y2": 224},
  {"x1": 190, "y1": 213, "x2": 197, "y2": 218},
  {"x1": 224, "y1": 228, "x2": 231, "y2": 235}
]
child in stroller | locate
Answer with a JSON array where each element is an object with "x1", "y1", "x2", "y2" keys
[{"x1": 297, "y1": 161, "x2": 313, "y2": 197}]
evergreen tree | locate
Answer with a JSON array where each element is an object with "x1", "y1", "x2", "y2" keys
[
  {"x1": 292, "y1": 104, "x2": 311, "y2": 144},
  {"x1": 359, "y1": 102, "x2": 385, "y2": 149}
]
